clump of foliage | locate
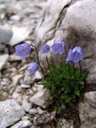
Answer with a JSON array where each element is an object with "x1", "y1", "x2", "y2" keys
[{"x1": 15, "y1": 40, "x2": 88, "y2": 114}]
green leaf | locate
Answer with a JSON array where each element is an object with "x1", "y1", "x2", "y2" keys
[
  {"x1": 74, "y1": 89, "x2": 80, "y2": 96},
  {"x1": 61, "y1": 103, "x2": 66, "y2": 109},
  {"x1": 65, "y1": 95, "x2": 72, "y2": 103},
  {"x1": 56, "y1": 107, "x2": 62, "y2": 114},
  {"x1": 45, "y1": 99, "x2": 53, "y2": 103}
]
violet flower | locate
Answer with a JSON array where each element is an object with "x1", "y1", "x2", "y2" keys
[
  {"x1": 51, "y1": 40, "x2": 65, "y2": 55},
  {"x1": 41, "y1": 44, "x2": 50, "y2": 54},
  {"x1": 27, "y1": 62, "x2": 39, "y2": 75},
  {"x1": 15, "y1": 43, "x2": 31, "y2": 59},
  {"x1": 66, "y1": 46, "x2": 83, "y2": 64}
]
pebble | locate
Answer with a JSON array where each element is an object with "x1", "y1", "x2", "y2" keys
[
  {"x1": 29, "y1": 108, "x2": 38, "y2": 115},
  {"x1": 0, "y1": 54, "x2": 9, "y2": 70}
]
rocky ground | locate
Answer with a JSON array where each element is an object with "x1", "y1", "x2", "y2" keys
[{"x1": 0, "y1": 0, "x2": 96, "y2": 128}]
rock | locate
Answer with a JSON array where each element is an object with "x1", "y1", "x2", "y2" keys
[
  {"x1": 0, "y1": 99, "x2": 25, "y2": 128},
  {"x1": 79, "y1": 101, "x2": 96, "y2": 128},
  {"x1": 37, "y1": 107, "x2": 45, "y2": 114},
  {"x1": 22, "y1": 99, "x2": 32, "y2": 112},
  {"x1": 57, "y1": 118, "x2": 73, "y2": 128},
  {"x1": 0, "y1": 54, "x2": 9, "y2": 70},
  {"x1": 12, "y1": 74, "x2": 23, "y2": 85},
  {"x1": 35, "y1": 0, "x2": 96, "y2": 84},
  {"x1": 21, "y1": 84, "x2": 31, "y2": 88},
  {"x1": 0, "y1": 25, "x2": 13, "y2": 44},
  {"x1": 85, "y1": 91, "x2": 96, "y2": 108},
  {"x1": 12, "y1": 87, "x2": 23, "y2": 104},
  {"x1": 23, "y1": 74, "x2": 33, "y2": 85},
  {"x1": 9, "y1": 54, "x2": 22, "y2": 61},
  {"x1": 10, "y1": 15, "x2": 21, "y2": 21},
  {"x1": 29, "y1": 108, "x2": 38, "y2": 115},
  {"x1": 10, "y1": 120, "x2": 32, "y2": 128},
  {"x1": 9, "y1": 26, "x2": 31, "y2": 46},
  {"x1": 30, "y1": 89, "x2": 50, "y2": 108},
  {"x1": 32, "y1": 71, "x2": 43, "y2": 82}
]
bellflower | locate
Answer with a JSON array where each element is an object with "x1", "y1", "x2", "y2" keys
[
  {"x1": 66, "y1": 46, "x2": 83, "y2": 64},
  {"x1": 15, "y1": 43, "x2": 31, "y2": 59},
  {"x1": 51, "y1": 40, "x2": 65, "y2": 55},
  {"x1": 41, "y1": 44, "x2": 50, "y2": 54},
  {"x1": 27, "y1": 62, "x2": 39, "y2": 75},
  {"x1": 66, "y1": 48, "x2": 74, "y2": 64}
]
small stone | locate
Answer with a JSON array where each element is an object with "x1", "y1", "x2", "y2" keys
[
  {"x1": 12, "y1": 74, "x2": 23, "y2": 85},
  {"x1": 21, "y1": 84, "x2": 31, "y2": 88},
  {"x1": 85, "y1": 91, "x2": 96, "y2": 108},
  {"x1": 0, "y1": 99, "x2": 25, "y2": 128},
  {"x1": 9, "y1": 26, "x2": 31, "y2": 46},
  {"x1": 0, "y1": 25, "x2": 13, "y2": 44},
  {"x1": 33, "y1": 71, "x2": 43, "y2": 82},
  {"x1": 22, "y1": 116, "x2": 30, "y2": 120},
  {"x1": 29, "y1": 108, "x2": 38, "y2": 115},
  {"x1": 23, "y1": 74, "x2": 33, "y2": 85},
  {"x1": 10, "y1": 15, "x2": 21, "y2": 21},
  {"x1": 37, "y1": 107, "x2": 45, "y2": 114},
  {"x1": 10, "y1": 120, "x2": 32, "y2": 128},
  {"x1": 9, "y1": 54, "x2": 22, "y2": 61},
  {"x1": 0, "y1": 54, "x2": 9, "y2": 70},
  {"x1": 22, "y1": 99, "x2": 32, "y2": 112},
  {"x1": 30, "y1": 89, "x2": 50, "y2": 108}
]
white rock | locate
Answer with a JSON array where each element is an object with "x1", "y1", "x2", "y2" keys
[
  {"x1": 29, "y1": 108, "x2": 38, "y2": 115},
  {"x1": 0, "y1": 54, "x2": 9, "y2": 70},
  {"x1": 37, "y1": 107, "x2": 45, "y2": 114},
  {"x1": 0, "y1": 25, "x2": 13, "y2": 44},
  {"x1": 12, "y1": 74, "x2": 23, "y2": 85},
  {"x1": 10, "y1": 120, "x2": 32, "y2": 128},
  {"x1": 0, "y1": 99, "x2": 25, "y2": 128},
  {"x1": 9, "y1": 54, "x2": 22, "y2": 61},
  {"x1": 10, "y1": 15, "x2": 21, "y2": 21},
  {"x1": 30, "y1": 89, "x2": 50, "y2": 108},
  {"x1": 33, "y1": 71, "x2": 43, "y2": 81},
  {"x1": 22, "y1": 99, "x2": 32, "y2": 112},
  {"x1": 79, "y1": 101, "x2": 96, "y2": 128},
  {"x1": 85, "y1": 91, "x2": 96, "y2": 108},
  {"x1": 21, "y1": 84, "x2": 31, "y2": 88},
  {"x1": 9, "y1": 26, "x2": 31, "y2": 46}
]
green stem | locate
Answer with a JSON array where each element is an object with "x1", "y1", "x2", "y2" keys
[
  {"x1": 79, "y1": 61, "x2": 82, "y2": 77},
  {"x1": 31, "y1": 44, "x2": 45, "y2": 77}
]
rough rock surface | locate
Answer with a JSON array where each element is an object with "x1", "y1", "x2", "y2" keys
[
  {"x1": 35, "y1": 0, "x2": 96, "y2": 84},
  {"x1": 79, "y1": 92, "x2": 96, "y2": 128},
  {"x1": 30, "y1": 89, "x2": 50, "y2": 108},
  {"x1": 0, "y1": 54, "x2": 9, "y2": 70},
  {"x1": 0, "y1": 99, "x2": 25, "y2": 128}
]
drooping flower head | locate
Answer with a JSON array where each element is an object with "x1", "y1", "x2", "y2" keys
[
  {"x1": 15, "y1": 43, "x2": 31, "y2": 59},
  {"x1": 41, "y1": 44, "x2": 50, "y2": 54},
  {"x1": 66, "y1": 48, "x2": 74, "y2": 64},
  {"x1": 66, "y1": 46, "x2": 83, "y2": 64},
  {"x1": 27, "y1": 62, "x2": 39, "y2": 75},
  {"x1": 51, "y1": 40, "x2": 65, "y2": 55}
]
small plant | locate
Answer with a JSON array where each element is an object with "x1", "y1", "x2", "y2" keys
[{"x1": 15, "y1": 40, "x2": 88, "y2": 114}]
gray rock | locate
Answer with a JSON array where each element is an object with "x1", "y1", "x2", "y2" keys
[
  {"x1": 29, "y1": 108, "x2": 38, "y2": 115},
  {"x1": 22, "y1": 99, "x2": 32, "y2": 112},
  {"x1": 85, "y1": 91, "x2": 96, "y2": 108},
  {"x1": 0, "y1": 54, "x2": 9, "y2": 70},
  {"x1": 0, "y1": 99, "x2": 25, "y2": 128},
  {"x1": 12, "y1": 74, "x2": 23, "y2": 85},
  {"x1": 35, "y1": 0, "x2": 96, "y2": 84},
  {"x1": 10, "y1": 120, "x2": 32, "y2": 128},
  {"x1": 79, "y1": 101, "x2": 96, "y2": 128},
  {"x1": 23, "y1": 74, "x2": 33, "y2": 85},
  {"x1": 0, "y1": 25, "x2": 13, "y2": 44},
  {"x1": 30, "y1": 89, "x2": 50, "y2": 108},
  {"x1": 9, "y1": 27, "x2": 31, "y2": 46},
  {"x1": 57, "y1": 118, "x2": 73, "y2": 128}
]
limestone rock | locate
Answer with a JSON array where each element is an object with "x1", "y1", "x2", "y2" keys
[
  {"x1": 35, "y1": 0, "x2": 96, "y2": 84},
  {"x1": 10, "y1": 120, "x2": 32, "y2": 128},
  {"x1": 0, "y1": 25, "x2": 13, "y2": 44},
  {"x1": 0, "y1": 99, "x2": 25, "y2": 128},
  {"x1": 85, "y1": 91, "x2": 96, "y2": 108},
  {"x1": 30, "y1": 89, "x2": 50, "y2": 108},
  {"x1": 79, "y1": 101, "x2": 96, "y2": 128},
  {"x1": 0, "y1": 54, "x2": 9, "y2": 70}
]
